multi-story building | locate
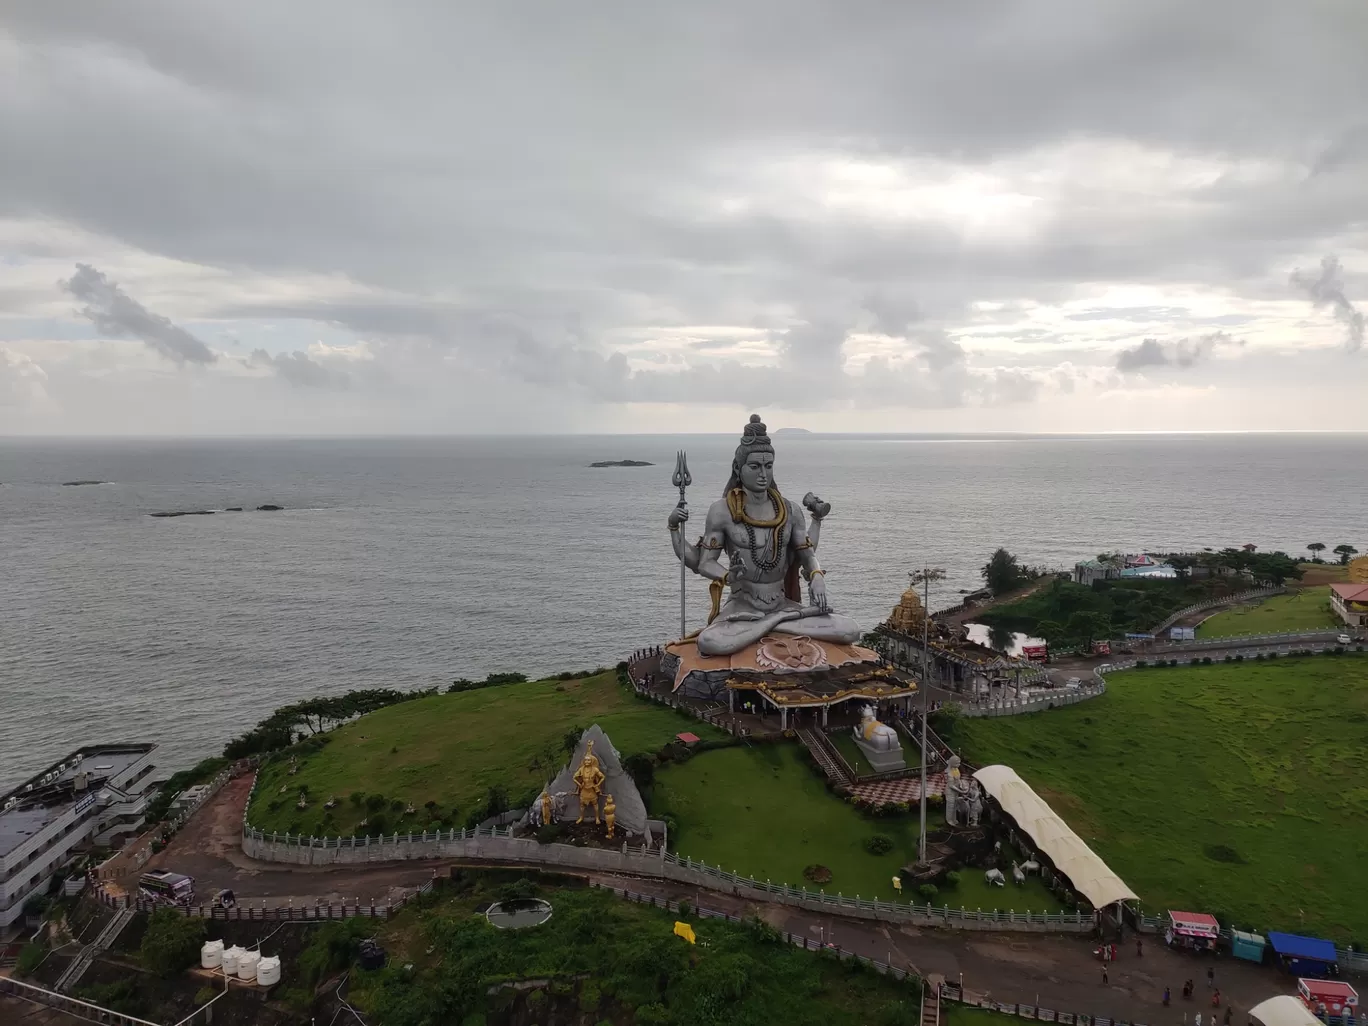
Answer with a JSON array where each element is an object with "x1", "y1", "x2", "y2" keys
[
  {"x1": 0, "y1": 744, "x2": 159, "y2": 932},
  {"x1": 1330, "y1": 583, "x2": 1368, "y2": 628}
]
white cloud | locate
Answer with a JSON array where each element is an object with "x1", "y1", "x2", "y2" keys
[{"x1": 0, "y1": 2, "x2": 1366, "y2": 433}]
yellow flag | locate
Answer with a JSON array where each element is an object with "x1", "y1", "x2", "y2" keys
[
  {"x1": 673, "y1": 921, "x2": 696, "y2": 944},
  {"x1": 892, "y1": 876, "x2": 902, "y2": 891}
]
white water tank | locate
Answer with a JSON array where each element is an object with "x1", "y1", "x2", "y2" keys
[
  {"x1": 200, "y1": 940, "x2": 224, "y2": 969},
  {"x1": 221, "y1": 945, "x2": 243, "y2": 974},
  {"x1": 236, "y1": 950, "x2": 260, "y2": 981},
  {"x1": 255, "y1": 956, "x2": 281, "y2": 986}
]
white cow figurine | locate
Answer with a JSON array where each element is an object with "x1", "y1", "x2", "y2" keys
[
  {"x1": 1011, "y1": 861, "x2": 1026, "y2": 886},
  {"x1": 1020, "y1": 858, "x2": 1041, "y2": 875},
  {"x1": 984, "y1": 868, "x2": 1006, "y2": 887}
]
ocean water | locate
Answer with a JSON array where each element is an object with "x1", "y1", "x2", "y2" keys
[{"x1": 2, "y1": 432, "x2": 1363, "y2": 786}]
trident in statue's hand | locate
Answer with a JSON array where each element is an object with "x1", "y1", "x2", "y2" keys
[{"x1": 672, "y1": 451, "x2": 692, "y2": 640}]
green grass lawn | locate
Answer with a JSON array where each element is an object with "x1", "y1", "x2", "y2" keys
[
  {"x1": 247, "y1": 672, "x2": 726, "y2": 836},
  {"x1": 1197, "y1": 585, "x2": 1339, "y2": 637},
  {"x1": 953, "y1": 655, "x2": 1368, "y2": 942},
  {"x1": 829, "y1": 731, "x2": 878, "y2": 776},
  {"x1": 652, "y1": 744, "x2": 1067, "y2": 912}
]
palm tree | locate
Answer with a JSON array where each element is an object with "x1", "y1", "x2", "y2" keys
[
  {"x1": 1334, "y1": 544, "x2": 1359, "y2": 565},
  {"x1": 1307, "y1": 542, "x2": 1327, "y2": 563}
]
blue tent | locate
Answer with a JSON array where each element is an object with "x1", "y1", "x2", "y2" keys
[{"x1": 1267, "y1": 932, "x2": 1338, "y2": 976}]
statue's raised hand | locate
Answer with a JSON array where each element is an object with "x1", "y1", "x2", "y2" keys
[
  {"x1": 802, "y1": 492, "x2": 831, "y2": 521},
  {"x1": 667, "y1": 501, "x2": 689, "y2": 530}
]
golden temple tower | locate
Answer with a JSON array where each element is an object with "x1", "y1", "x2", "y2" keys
[{"x1": 888, "y1": 584, "x2": 927, "y2": 633}]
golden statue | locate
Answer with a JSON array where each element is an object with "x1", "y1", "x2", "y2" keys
[
  {"x1": 603, "y1": 793, "x2": 617, "y2": 839},
  {"x1": 572, "y1": 741, "x2": 606, "y2": 824},
  {"x1": 539, "y1": 788, "x2": 553, "y2": 827}
]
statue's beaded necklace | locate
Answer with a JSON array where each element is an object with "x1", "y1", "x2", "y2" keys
[{"x1": 727, "y1": 487, "x2": 787, "y2": 572}]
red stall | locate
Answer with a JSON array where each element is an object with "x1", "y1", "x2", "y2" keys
[
  {"x1": 1165, "y1": 910, "x2": 1220, "y2": 953},
  {"x1": 1298, "y1": 979, "x2": 1358, "y2": 1018}
]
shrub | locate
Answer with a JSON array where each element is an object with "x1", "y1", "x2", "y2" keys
[
  {"x1": 1255, "y1": 653, "x2": 1265, "y2": 661},
  {"x1": 141, "y1": 907, "x2": 206, "y2": 977},
  {"x1": 863, "y1": 834, "x2": 895, "y2": 855},
  {"x1": 1235, "y1": 654, "x2": 1245, "y2": 661},
  {"x1": 194, "y1": 986, "x2": 219, "y2": 1006},
  {"x1": 1136, "y1": 660, "x2": 1148, "y2": 667},
  {"x1": 803, "y1": 864, "x2": 833, "y2": 884},
  {"x1": 943, "y1": 870, "x2": 961, "y2": 889},
  {"x1": 349, "y1": 791, "x2": 364, "y2": 806},
  {"x1": 623, "y1": 752, "x2": 656, "y2": 789},
  {"x1": 16, "y1": 943, "x2": 45, "y2": 977},
  {"x1": 677, "y1": 899, "x2": 692, "y2": 920},
  {"x1": 1202, "y1": 657, "x2": 1212, "y2": 665},
  {"x1": 365, "y1": 793, "x2": 387, "y2": 812},
  {"x1": 917, "y1": 883, "x2": 939, "y2": 901},
  {"x1": 1268, "y1": 651, "x2": 1278, "y2": 659},
  {"x1": 389, "y1": 799, "x2": 405, "y2": 813}
]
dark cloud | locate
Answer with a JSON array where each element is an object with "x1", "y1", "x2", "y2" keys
[
  {"x1": 60, "y1": 263, "x2": 216, "y2": 365},
  {"x1": 248, "y1": 348, "x2": 350, "y2": 389},
  {"x1": 1290, "y1": 255, "x2": 1365, "y2": 352},
  {"x1": 1115, "y1": 332, "x2": 1237, "y2": 371}
]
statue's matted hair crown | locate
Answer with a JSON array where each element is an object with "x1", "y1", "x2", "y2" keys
[{"x1": 738, "y1": 413, "x2": 772, "y2": 451}]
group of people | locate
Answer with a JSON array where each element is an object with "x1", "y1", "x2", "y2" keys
[{"x1": 1161, "y1": 968, "x2": 1228, "y2": 1024}]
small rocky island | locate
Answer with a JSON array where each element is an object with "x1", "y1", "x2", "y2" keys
[
  {"x1": 62, "y1": 480, "x2": 108, "y2": 486},
  {"x1": 589, "y1": 459, "x2": 654, "y2": 468}
]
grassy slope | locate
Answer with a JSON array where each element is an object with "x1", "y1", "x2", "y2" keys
[
  {"x1": 248, "y1": 672, "x2": 725, "y2": 836},
  {"x1": 353, "y1": 881, "x2": 925, "y2": 1026},
  {"x1": 1197, "y1": 586, "x2": 1338, "y2": 637},
  {"x1": 954, "y1": 656, "x2": 1368, "y2": 941},
  {"x1": 652, "y1": 744, "x2": 1067, "y2": 912}
]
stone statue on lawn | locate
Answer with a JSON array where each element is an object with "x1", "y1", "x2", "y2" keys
[{"x1": 667, "y1": 414, "x2": 861, "y2": 656}]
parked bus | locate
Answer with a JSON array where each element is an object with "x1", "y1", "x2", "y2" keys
[{"x1": 138, "y1": 869, "x2": 195, "y2": 906}]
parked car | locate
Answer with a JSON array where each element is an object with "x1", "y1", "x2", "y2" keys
[{"x1": 1338, "y1": 633, "x2": 1353, "y2": 646}]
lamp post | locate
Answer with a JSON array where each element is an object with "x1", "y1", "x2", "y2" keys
[{"x1": 910, "y1": 566, "x2": 946, "y2": 864}]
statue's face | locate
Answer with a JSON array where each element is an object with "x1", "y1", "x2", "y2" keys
[{"x1": 738, "y1": 450, "x2": 774, "y2": 492}]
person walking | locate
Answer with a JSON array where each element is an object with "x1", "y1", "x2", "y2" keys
[
  {"x1": 1207, "y1": 967, "x2": 1215, "y2": 990},
  {"x1": 1224, "y1": 1005, "x2": 1233, "y2": 1026},
  {"x1": 1212, "y1": 988, "x2": 1222, "y2": 1008},
  {"x1": 1102, "y1": 964, "x2": 1109, "y2": 985},
  {"x1": 1137, "y1": 937, "x2": 1144, "y2": 957},
  {"x1": 1163, "y1": 986, "x2": 1171, "y2": 1007}
]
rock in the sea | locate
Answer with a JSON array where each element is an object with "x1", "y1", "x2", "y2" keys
[
  {"x1": 62, "y1": 480, "x2": 107, "y2": 486},
  {"x1": 225, "y1": 507, "x2": 243, "y2": 512},
  {"x1": 148, "y1": 510, "x2": 216, "y2": 518},
  {"x1": 256, "y1": 504, "x2": 284, "y2": 511},
  {"x1": 588, "y1": 460, "x2": 654, "y2": 468}
]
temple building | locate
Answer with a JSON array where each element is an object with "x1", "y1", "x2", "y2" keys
[{"x1": 654, "y1": 634, "x2": 917, "y2": 730}]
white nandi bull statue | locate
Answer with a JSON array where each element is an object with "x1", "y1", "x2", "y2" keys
[
  {"x1": 855, "y1": 705, "x2": 900, "y2": 752},
  {"x1": 984, "y1": 868, "x2": 1006, "y2": 887},
  {"x1": 1011, "y1": 861, "x2": 1026, "y2": 886}
]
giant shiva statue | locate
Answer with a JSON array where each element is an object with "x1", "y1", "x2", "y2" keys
[{"x1": 668, "y1": 415, "x2": 862, "y2": 657}]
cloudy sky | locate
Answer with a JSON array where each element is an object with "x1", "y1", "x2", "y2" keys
[{"x1": 2, "y1": 1, "x2": 1366, "y2": 435}]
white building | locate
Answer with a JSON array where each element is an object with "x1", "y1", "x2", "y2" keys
[{"x1": 0, "y1": 745, "x2": 159, "y2": 932}]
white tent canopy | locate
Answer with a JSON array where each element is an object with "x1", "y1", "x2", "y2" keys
[
  {"x1": 1249, "y1": 996, "x2": 1322, "y2": 1026},
  {"x1": 973, "y1": 764, "x2": 1139, "y2": 909}
]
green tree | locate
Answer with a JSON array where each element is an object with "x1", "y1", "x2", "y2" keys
[
  {"x1": 1066, "y1": 611, "x2": 1110, "y2": 648},
  {"x1": 981, "y1": 548, "x2": 1024, "y2": 596},
  {"x1": 140, "y1": 907, "x2": 205, "y2": 978},
  {"x1": 1334, "y1": 544, "x2": 1359, "y2": 565},
  {"x1": 1307, "y1": 542, "x2": 1326, "y2": 562}
]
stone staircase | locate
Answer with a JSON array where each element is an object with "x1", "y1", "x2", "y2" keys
[
  {"x1": 55, "y1": 904, "x2": 136, "y2": 994},
  {"x1": 795, "y1": 728, "x2": 853, "y2": 786}
]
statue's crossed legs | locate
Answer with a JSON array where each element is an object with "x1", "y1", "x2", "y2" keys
[{"x1": 696, "y1": 606, "x2": 862, "y2": 657}]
